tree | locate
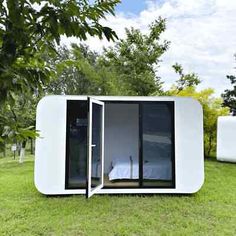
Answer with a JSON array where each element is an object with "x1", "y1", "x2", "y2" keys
[
  {"x1": 222, "y1": 73, "x2": 236, "y2": 115},
  {"x1": 48, "y1": 18, "x2": 170, "y2": 97},
  {"x1": 172, "y1": 63, "x2": 201, "y2": 92},
  {"x1": 0, "y1": 0, "x2": 119, "y2": 103},
  {"x1": 170, "y1": 87, "x2": 229, "y2": 156},
  {"x1": 0, "y1": 92, "x2": 39, "y2": 162},
  {"x1": 45, "y1": 44, "x2": 122, "y2": 95},
  {"x1": 98, "y1": 18, "x2": 170, "y2": 96},
  {"x1": 0, "y1": 0, "x2": 120, "y2": 153}
]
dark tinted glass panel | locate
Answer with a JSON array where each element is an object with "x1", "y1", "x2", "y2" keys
[
  {"x1": 91, "y1": 103, "x2": 102, "y2": 188},
  {"x1": 65, "y1": 100, "x2": 87, "y2": 189},
  {"x1": 142, "y1": 102, "x2": 175, "y2": 187}
]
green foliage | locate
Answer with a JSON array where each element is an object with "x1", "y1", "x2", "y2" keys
[
  {"x1": 99, "y1": 17, "x2": 169, "y2": 95},
  {"x1": 0, "y1": 0, "x2": 119, "y2": 102},
  {"x1": 222, "y1": 55, "x2": 236, "y2": 114},
  {"x1": 222, "y1": 74, "x2": 236, "y2": 115},
  {"x1": 172, "y1": 63, "x2": 201, "y2": 92},
  {"x1": 0, "y1": 92, "x2": 39, "y2": 150},
  {"x1": 2, "y1": 125, "x2": 38, "y2": 143},
  {"x1": 46, "y1": 18, "x2": 169, "y2": 95},
  {"x1": 46, "y1": 17, "x2": 171, "y2": 97},
  {"x1": 1, "y1": 156, "x2": 236, "y2": 235},
  {"x1": 170, "y1": 87, "x2": 229, "y2": 156},
  {"x1": 46, "y1": 44, "x2": 122, "y2": 95},
  {"x1": 0, "y1": 0, "x2": 120, "y2": 148}
]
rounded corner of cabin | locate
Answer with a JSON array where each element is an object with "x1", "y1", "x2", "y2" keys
[
  {"x1": 187, "y1": 97, "x2": 203, "y2": 113},
  {"x1": 175, "y1": 97, "x2": 203, "y2": 121},
  {"x1": 178, "y1": 173, "x2": 204, "y2": 194},
  {"x1": 216, "y1": 156, "x2": 223, "y2": 162},
  {"x1": 34, "y1": 174, "x2": 49, "y2": 196},
  {"x1": 217, "y1": 116, "x2": 228, "y2": 127},
  {"x1": 217, "y1": 116, "x2": 224, "y2": 122},
  {"x1": 36, "y1": 95, "x2": 58, "y2": 112},
  {"x1": 190, "y1": 174, "x2": 205, "y2": 194},
  {"x1": 34, "y1": 183, "x2": 47, "y2": 196}
]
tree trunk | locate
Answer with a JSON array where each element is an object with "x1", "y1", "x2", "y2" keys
[
  {"x1": 207, "y1": 133, "x2": 213, "y2": 157},
  {"x1": 19, "y1": 148, "x2": 25, "y2": 163},
  {"x1": 19, "y1": 140, "x2": 27, "y2": 163},
  {"x1": 233, "y1": 108, "x2": 236, "y2": 116},
  {"x1": 3, "y1": 141, "x2": 6, "y2": 157},
  {"x1": 18, "y1": 143, "x2": 21, "y2": 156},
  {"x1": 30, "y1": 138, "x2": 34, "y2": 155}
]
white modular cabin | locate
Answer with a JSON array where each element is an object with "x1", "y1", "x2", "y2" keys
[
  {"x1": 217, "y1": 116, "x2": 236, "y2": 163},
  {"x1": 35, "y1": 96, "x2": 204, "y2": 198}
]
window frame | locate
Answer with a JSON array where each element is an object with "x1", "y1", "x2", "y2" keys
[
  {"x1": 139, "y1": 101, "x2": 176, "y2": 189},
  {"x1": 86, "y1": 97, "x2": 105, "y2": 198},
  {"x1": 65, "y1": 99, "x2": 88, "y2": 190},
  {"x1": 65, "y1": 100, "x2": 176, "y2": 190}
]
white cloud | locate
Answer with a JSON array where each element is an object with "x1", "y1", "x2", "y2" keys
[{"x1": 61, "y1": 0, "x2": 236, "y2": 96}]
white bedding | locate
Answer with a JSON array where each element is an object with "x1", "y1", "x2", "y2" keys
[{"x1": 109, "y1": 158, "x2": 172, "y2": 181}]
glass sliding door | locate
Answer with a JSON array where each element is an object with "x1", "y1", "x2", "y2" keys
[
  {"x1": 86, "y1": 97, "x2": 104, "y2": 198},
  {"x1": 65, "y1": 100, "x2": 88, "y2": 189},
  {"x1": 141, "y1": 102, "x2": 175, "y2": 188}
]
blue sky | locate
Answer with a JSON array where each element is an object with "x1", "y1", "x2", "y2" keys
[
  {"x1": 115, "y1": 0, "x2": 147, "y2": 15},
  {"x1": 64, "y1": 0, "x2": 236, "y2": 95}
]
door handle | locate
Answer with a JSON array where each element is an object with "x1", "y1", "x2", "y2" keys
[{"x1": 91, "y1": 144, "x2": 96, "y2": 147}]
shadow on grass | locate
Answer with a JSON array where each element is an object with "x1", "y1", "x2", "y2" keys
[
  {"x1": 205, "y1": 155, "x2": 236, "y2": 165},
  {"x1": 41, "y1": 192, "x2": 196, "y2": 199}
]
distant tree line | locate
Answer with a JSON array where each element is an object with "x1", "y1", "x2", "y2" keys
[{"x1": 0, "y1": 0, "x2": 234, "y2": 160}]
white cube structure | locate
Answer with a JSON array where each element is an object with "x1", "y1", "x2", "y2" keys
[
  {"x1": 35, "y1": 95, "x2": 204, "y2": 198},
  {"x1": 217, "y1": 116, "x2": 236, "y2": 163}
]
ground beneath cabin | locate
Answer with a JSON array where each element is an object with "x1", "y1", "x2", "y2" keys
[{"x1": 0, "y1": 155, "x2": 235, "y2": 236}]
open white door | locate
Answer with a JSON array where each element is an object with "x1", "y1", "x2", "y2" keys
[{"x1": 86, "y1": 97, "x2": 104, "y2": 198}]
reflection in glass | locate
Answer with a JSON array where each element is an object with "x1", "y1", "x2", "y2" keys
[
  {"x1": 91, "y1": 103, "x2": 102, "y2": 189},
  {"x1": 66, "y1": 100, "x2": 87, "y2": 189},
  {"x1": 142, "y1": 103, "x2": 174, "y2": 187}
]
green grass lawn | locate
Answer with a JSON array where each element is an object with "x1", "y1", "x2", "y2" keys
[{"x1": 0, "y1": 156, "x2": 235, "y2": 236}]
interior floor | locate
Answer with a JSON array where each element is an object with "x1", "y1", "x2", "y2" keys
[
  {"x1": 103, "y1": 175, "x2": 172, "y2": 187},
  {"x1": 104, "y1": 175, "x2": 139, "y2": 187},
  {"x1": 68, "y1": 176, "x2": 173, "y2": 188},
  {"x1": 68, "y1": 176, "x2": 86, "y2": 188}
]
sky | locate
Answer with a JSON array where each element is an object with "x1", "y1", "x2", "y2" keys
[{"x1": 62, "y1": 0, "x2": 236, "y2": 96}]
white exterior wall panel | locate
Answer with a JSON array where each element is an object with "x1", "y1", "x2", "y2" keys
[{"x1": 35, "y1": 96, "x2": 204, "y2": 195}]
